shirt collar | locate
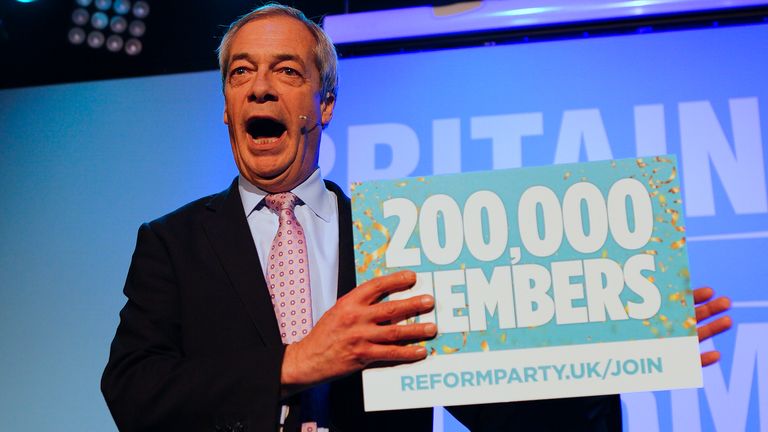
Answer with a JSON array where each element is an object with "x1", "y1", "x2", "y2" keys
[{"x1": 238, "y1": 168, "x2": 333, "y2": 222}]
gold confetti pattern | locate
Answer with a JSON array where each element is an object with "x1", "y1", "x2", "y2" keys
[
  {"x1": 682, "y1": 317, "x2": 697, "y2": 329},
  {"x1": 665, "y1": 208, "x2": 680, "y2": 225},
  {"x1": 670, "y1": 237, "x2": 686, "y2": 250},
  {"x1": 442, "y1": 345, "x2": 459, "y2": 354},
  {"x1": 481, "y1": 340, "x2": 489, "y2": 352},
  {"x1": 353, "y1": 209, "x2": 391, "y2": 274}
]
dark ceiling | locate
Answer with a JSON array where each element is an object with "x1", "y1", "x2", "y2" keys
[
  {"x1": 0, "y1": 0, "x2": 440, "y2": 89},
  {"x1": 2, "y1": 1, "x2": 767, "y2": 90}
]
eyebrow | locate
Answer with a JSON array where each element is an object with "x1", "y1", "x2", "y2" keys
[{"x1": 228, "y1": 52, "x2": 307, "y2": 69}]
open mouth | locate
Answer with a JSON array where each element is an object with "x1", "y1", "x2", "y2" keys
[{"x1": 246, "y1": 117, "x2": 287, "y2": 143}]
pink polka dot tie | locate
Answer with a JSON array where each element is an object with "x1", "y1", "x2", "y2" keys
[{"x1": 265, "y1": 192, "x2": 313, "y2": 345}]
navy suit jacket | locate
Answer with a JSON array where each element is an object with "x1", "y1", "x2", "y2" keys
[{"x1": 102, "y1": 178, "x2": 620, "y2": 431}]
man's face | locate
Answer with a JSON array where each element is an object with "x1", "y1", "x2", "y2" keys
[{"x1": 223, "y1": 16, "x2": 335, "y2": 192}]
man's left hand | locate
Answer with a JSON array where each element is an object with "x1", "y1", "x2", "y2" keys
[{"x1": 694, "y1": 287, "x2": 732, "y2": 366}]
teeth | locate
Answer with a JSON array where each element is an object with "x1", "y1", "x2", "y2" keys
[{"x1": 252, "y1": 137, "x2": 279, "y2": 144}]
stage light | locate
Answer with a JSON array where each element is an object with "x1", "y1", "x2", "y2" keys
[
  {"x1": 68, "y1": 28, "x2": 86, "y2": 44},
  {"x1": 106, "y1": 34, "x2": 124, "y2": 52},
  {"x1": 72, "y1": 8, "x2": 89, "y2": 26},
  {"x1": 94, "y1": 0, "x2": 112, "y2": 11},
  {"x1": 91, "y1": 12, "x2": 108, "y2": 30},
  {"x1": 110, "y1": 16, "x2": 127, "y2": 33},
  {"x1": 132, "y1": 1, "x2": 149, "y2": 19},
  {"x1": 113, "y1": 0, "x2": 131, "y2": 15},
  {"x1": 125, "y1": 38, "x2": 142, "y2": 55},
  {"x1": 128, "y1": 20, "x2": 145, "y2": 37},
  {"x1": 87, "y1": 30, "x2": 105, "y2": 48},
  {"x1": 68, "y1": 0, "x2": 149, "y2": 55}
]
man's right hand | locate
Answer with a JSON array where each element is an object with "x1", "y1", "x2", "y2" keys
[{"x1": 280, "y1": 270, "x2": 435, "y2": 393}]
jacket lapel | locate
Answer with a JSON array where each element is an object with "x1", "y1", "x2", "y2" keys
[
  {"x1": 202, "y1": 179, "x2": 281, "y2": 346},
  {"x1": 201, "y1": 178, "x2": 355, "y2": 346},
  {"x1": 325, "y1": 180, "x2": 358, "y2": 299}
]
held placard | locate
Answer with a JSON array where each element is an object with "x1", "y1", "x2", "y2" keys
[{"x1": 351, "y1": 155, "x2": 702, "y2": 411}]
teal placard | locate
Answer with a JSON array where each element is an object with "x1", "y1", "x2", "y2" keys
[{"x1": 352, "y1": 156, "x2": 696, "y2": 357}]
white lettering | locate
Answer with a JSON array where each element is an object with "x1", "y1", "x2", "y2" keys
[
  {"x1": 679, "y1": 97, "x2": 767, "y2": 216},
  {"x1": 471, "y1": 112, "x2": 544, "y2": 169},
  {"x1": 348, "y1": 123, "x2": 419, "y2": 182},
  {"x1": 466, "y1": 266, "x2": 516, "y2": 330},
  {"x1": 554, "y1": 109, "x2": 614, "y2": 163}
]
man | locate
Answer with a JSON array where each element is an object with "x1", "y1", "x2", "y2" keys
[{"x1": 102, "y1": 4, "x2": 732, "y2": 431}]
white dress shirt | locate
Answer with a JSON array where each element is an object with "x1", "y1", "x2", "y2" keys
[{"x1": 238, "y1": 169, "x2": 340, "y2": 325}]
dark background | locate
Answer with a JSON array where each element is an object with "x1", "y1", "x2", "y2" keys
[
  {"x1": 2, "y1": 0, "x2": 767, "y2": 90},
  {"x1": 0, "y1": 0, "x2": 447, "y2": 89}
]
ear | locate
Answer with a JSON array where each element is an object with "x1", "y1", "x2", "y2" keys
[
  {"x1": 320, "y1": 93, "x2": 335, "y2": 127},
  {"x1": 223, "y1": 107, "x2": 229, "y2": 125}
]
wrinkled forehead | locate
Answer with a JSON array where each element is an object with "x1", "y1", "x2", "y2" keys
[{"x1": 227, "y1": 16, "x2": 319, "y2": 67}]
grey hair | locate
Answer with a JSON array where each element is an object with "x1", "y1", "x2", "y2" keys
[{"x1": 217, "y1": 3, "x2": 338, "y2": 103}]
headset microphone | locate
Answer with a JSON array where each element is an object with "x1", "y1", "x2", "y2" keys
[{"x1": 298, "y1": 115, "x2": 322, "y2": 135}]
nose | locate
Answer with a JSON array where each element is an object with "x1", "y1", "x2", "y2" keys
[{"x1": 248, "y1": 70, "x2": 278, "y2": 103}]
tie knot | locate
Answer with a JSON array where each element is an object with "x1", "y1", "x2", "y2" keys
[{"x1": 265, "y1": 192, "x2": 299, "y2": 212}]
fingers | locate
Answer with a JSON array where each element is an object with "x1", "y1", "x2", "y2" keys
[
  {"x1": 364, "y1": 343, "x2": 429, "y2": 363},
  {"x1": 700, "y1": 350, "x2": 721, "y2": 367},
  {"x1": 370, "y1": 322, "x2": 437, "y2": 343},
  {"x1": 693, "y1": 287, "x2": 714, "y2": 304},
  {"x1": 695, "y1": 295, "x2": 731, "y2": 322},
  {"x1": 698, "y1": 315, "x2": 733, "y2": 342},
  {"x1": 356, "y1": 271, "x2": 417, "y2": 304},
  {"x1": 370, "y1": 295, "x2": 434, "y2": 323}
]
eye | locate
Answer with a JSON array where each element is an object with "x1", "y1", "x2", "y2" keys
[
  {"x1": 228, "y1": 65, "x2": 252, "y2": 86},
  {"x1": 231, "y1": 66, "x2": 248, "y2": 76},
  {"x1": 280, "y1": 67, "x2": 301, "y2": 77}
]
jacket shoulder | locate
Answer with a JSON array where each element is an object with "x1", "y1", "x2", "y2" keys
[{"x1": 146, "y1": 181, "x2": 235, "y2": 232}]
